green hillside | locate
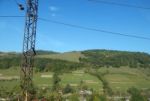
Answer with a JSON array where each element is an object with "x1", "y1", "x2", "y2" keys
[
  {"x1": 80, "y1": 49, "x2": 150, "y2": 68},
  {"x1": 1, "y1": 49, "x2": 150, "y2": 70},
  {"x1": 98, "y1": 67, "x2": 150, "y2": 92},
  {"x1": 36, "y1": 51, "x2": 84, "y2": 62},
  {"x1": 0, "y1": 67, "x2": 149, "y2": 94},
  {"x1": 36, "y1": 50, "x2": 59, "y2": 55},
  {"x1": 0, "y1": 49, "x2": 150, "y2": 100}
]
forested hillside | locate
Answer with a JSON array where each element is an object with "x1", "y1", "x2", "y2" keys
[
  {"x1": 0, "y1": 49, "x2": 150, "y2": 71},
  {"x1": 80, "y1": 49, "x2": 150, "y2": 68}
]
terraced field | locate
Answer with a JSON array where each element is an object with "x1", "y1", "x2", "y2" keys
[
  {"x1": 0, "y1": 68, "x2": 102, "y2": 92},
  {"x1": 98, "y1": 67, "x2": 150, "y2": 92},
  {"x1": 0, "y1": 67, "x2": 150, "y2": 94}
]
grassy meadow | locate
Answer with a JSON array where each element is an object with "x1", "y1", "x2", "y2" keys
[
  {"x1": 98, "y1": 67, "x2": 150, "y2": 92},
  {"x1": 0, "y1": 66, "x2": 150, "y2": 94}
]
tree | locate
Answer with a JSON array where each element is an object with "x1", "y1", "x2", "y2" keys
[
  {"x1": 52, "y1": 73, "x2": 61, "y2": 91},
  {"x1": 128, "y1": 87, "x2": 146, "y2": 101},
  {"x1": 63, "y1": 84, "x2": 74, "y2": 94}
]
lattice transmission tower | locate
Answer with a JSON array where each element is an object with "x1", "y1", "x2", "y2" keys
[{"x1": 20, "y1": 0, "x2": 38, "y2": 100}]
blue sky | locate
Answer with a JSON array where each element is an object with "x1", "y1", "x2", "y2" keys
[{"x1": 0, "y1": 0, "x2": 150, "y2": 53}]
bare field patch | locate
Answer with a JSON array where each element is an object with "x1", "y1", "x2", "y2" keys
[
  {"x1": 85, "y1": 80, "x2": 99, "y2": 84},
  {"x1": 41, "y1": 75, "x2": 52, "y2": 78},
  {"x1": 111, "y1": 82, "x2": 134, "y2": 84},
  {"x1": 70, "y1": 83, "x2": 78, "y2": 86},
  {"x1": 73, "y1": 74, "x2": 83, "y2": 76},
  {"x1": 0, "y1": 76, "x2": 19, "y2": 80}
]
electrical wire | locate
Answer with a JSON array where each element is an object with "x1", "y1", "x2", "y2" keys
[
  {"x1": 38, "y1": 18, "x2": 150, "y2": 41},
  {"x1": 0, "y1": 16, "x2": 24, "y2": 18},
  {"x1": 89, "y1": 0, "x2": 150, "y2": 10},
  {"x1": 0, "y1": 15, "x2": 150, "y2": 41}
]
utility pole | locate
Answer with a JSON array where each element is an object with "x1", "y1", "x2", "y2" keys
[{"x1": 20, "y1": 0, "x2": 38, "y2": 100}]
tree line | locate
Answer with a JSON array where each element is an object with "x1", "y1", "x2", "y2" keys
[
  {"x1": 80, "y1": 49, "x2": 150, "y2": 68},
  {"x1": 1, "y1": 49, "x2": 150, "y2": 71},
  {"x1": 0, "y1": 55, "x2": 83, "y2": 72}
]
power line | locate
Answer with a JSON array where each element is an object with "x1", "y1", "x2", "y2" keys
[
  {"x1": 0, "y1": 16, "x2": 24, "y2": 18},
  {"x1": 39, "y1": 18, "x2": 150, "y2": 41},
  {"x1": 89, "y1": 0, "x2": 150, "y2": 10},
  {"x1": 0, "y1": 15, "x2": 150, "y2": 41}
]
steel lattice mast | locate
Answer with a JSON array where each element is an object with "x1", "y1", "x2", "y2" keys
[{"x1": 21, "y1": 0, "x2": 38, "y2": 100}]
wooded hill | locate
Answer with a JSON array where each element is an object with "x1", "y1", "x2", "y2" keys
[
  {"x1": 0, "y1": 49, "x2": 150, "y2": 72},
  {"x1": 80, "y1": 49, "x2": 150, "y2": 68}
]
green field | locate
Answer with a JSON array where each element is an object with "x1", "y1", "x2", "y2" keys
[
  {"x1": 60, "y1": 70, "x2": 103, "y2": 91},
  {"x1": 0, "y1": 67, "x2": 150, "y2": 94},
  {"x1": 98, "y1": 67, "x2": 150, "y2": 92},
  {"x1": 0, "y1": 68, "x2": 102, "y2": 92}
]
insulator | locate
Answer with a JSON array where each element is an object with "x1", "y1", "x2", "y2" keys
[{"x1": 18, "y1": 4, "x2": 24, "y2": 10}]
